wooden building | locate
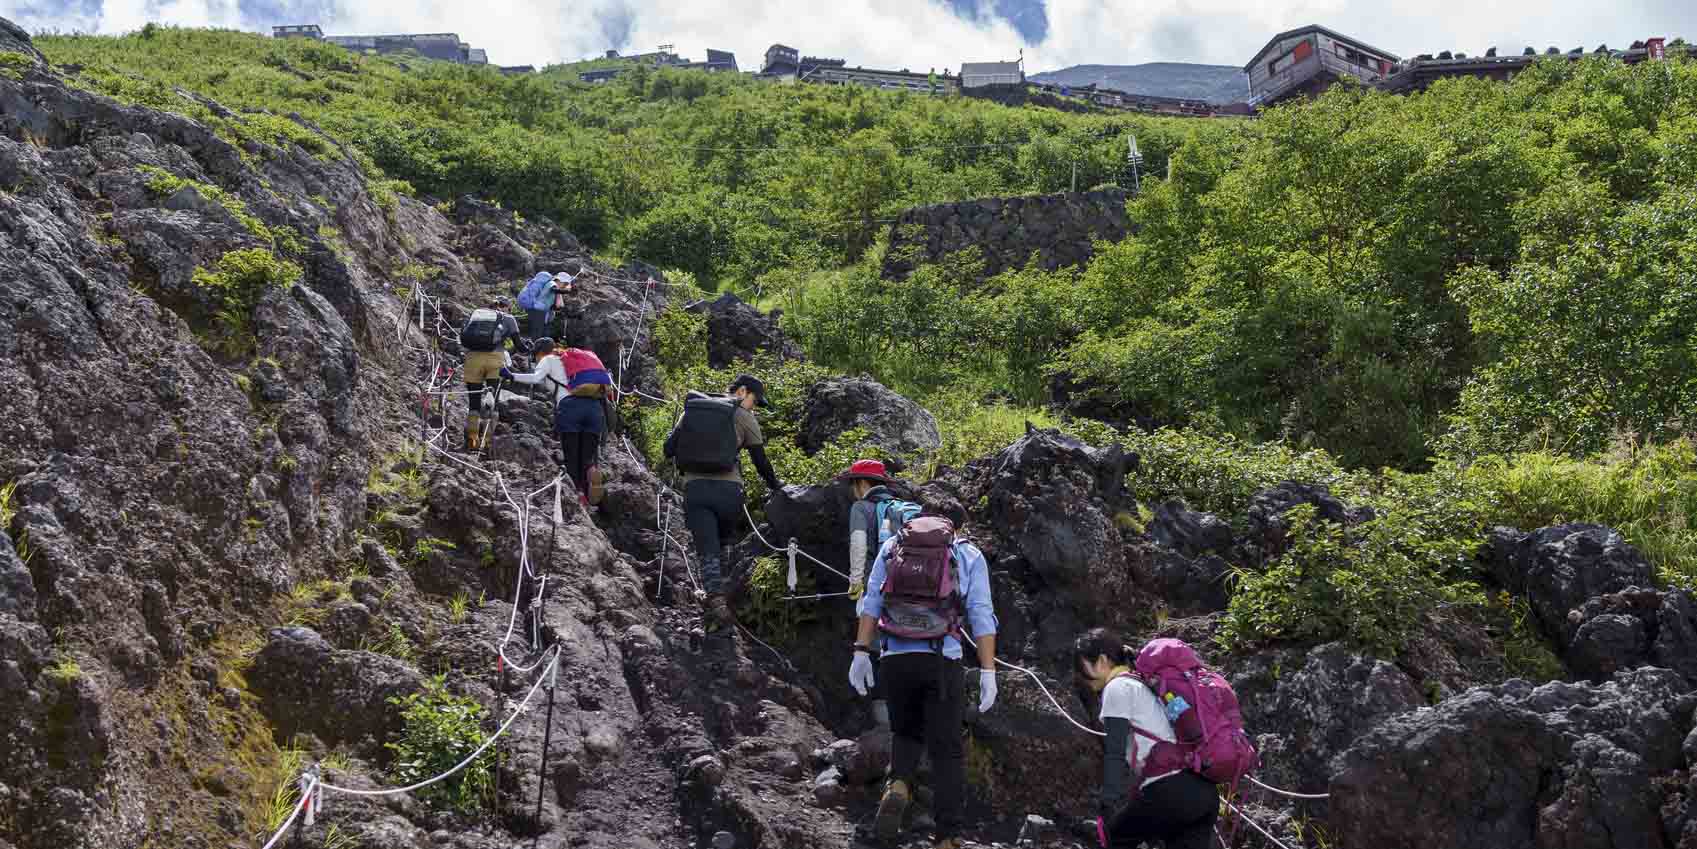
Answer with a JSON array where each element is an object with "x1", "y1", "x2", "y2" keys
[{"x1": 1245, "y1": 25, "x2": 1398, "y2": 107}]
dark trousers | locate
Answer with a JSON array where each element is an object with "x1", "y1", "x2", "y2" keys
[
  {"x1": 684, "y1": 479, "x2": 743, "y2": 594},
  {"x1": 526, "y1": 309, "x2": 552, "y2": 341},
  {"x1": 883, "y1": 651, "x2": 965, "y2": 838},
  {"x1": 1107, "y1": 771, "x2": 1219, "y2": 849},
  {"x1": 558, "y1": 431, "x2": 601, "y2": 499}
]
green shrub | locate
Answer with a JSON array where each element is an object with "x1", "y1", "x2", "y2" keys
[
  {"x1": 1218, "y1": 504, "x2": 1480, "y2": 657},
  {"x1": 189, "y1": 248, "x2": 301, "y2": 356},
  {"x1": 385, "y1": 676, "x2": 494, "y2": 814},
  {"x1": 737, "y1": 555, "x2": 820, "y2": 645}
]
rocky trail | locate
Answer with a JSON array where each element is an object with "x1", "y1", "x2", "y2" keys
[{"x1": 3, "y1": 15, "x2": 1697, "y2": 849}]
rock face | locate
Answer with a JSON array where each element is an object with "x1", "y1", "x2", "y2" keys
[
  {"x1": 1331, "y1": 668, "x2": 1697, "y2": 849},
  {"x1": 881, "y1": 188, "x2": 1133, "y2": 281},
  {"x1": 1563, "y1": 587, "x2": 1697, "y2": 685},
  {"x1": 797, "y1": 376, "x2": 941, "y2": 468},
  {"x1": 688, "y1": 292, "x2": 802, "y2": 368},
  {"x1": 1483, "y1": 524, "x2": 1659, "y2": 644}
]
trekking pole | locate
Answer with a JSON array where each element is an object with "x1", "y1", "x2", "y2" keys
[{"x1": 530, "y1": 653, "x2": 560, "y2": 849}]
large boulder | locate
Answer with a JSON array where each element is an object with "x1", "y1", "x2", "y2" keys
[
  {"x1": 247, "y1": 627, "x2": 426, "y2": 749},
  {"x1": 797, "y1": 376, "x2": 941, "y2": 468},
  {"x1": 1331, "y1": 668, "x2": 1697, "y2": 849},
  {"x1": 1230, "y1": 643, "x2": 1426, "y2": 798},
  {"x1": 1484, "y1": 525, "x2": 1658, "y2": 645},
  {"x1": 688, "y1": 292, "x2": 801, "y2": 368},
  {"x1": 1564, "y1": 587, "x2": 1697, "y2": 685}
]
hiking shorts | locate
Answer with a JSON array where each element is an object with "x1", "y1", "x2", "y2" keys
[
  {"x1": 464, "y1": 351, "x2": 507, "y2": 385},
  {"x1": 554, "y1": 396, "x2": 606, "y2": 435}
]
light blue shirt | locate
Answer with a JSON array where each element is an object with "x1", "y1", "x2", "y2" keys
[{"x1": 857, "y1": 536, "x2": 997, "y2": 660}]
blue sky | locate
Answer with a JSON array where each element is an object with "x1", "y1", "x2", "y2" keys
[{"x1": 3, "y1": 0, "x2": 1694, "y2": 73}]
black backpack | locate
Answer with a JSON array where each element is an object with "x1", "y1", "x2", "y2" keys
[
  {"x1": 670, "y1": 393, "x2": 740, "y2": 474},
  {"x1": 459, "y1": 309, "x2": 506, "y2": 352}
]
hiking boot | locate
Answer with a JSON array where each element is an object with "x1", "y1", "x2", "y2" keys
[
  {"x1": 464, "y1": 417, "x2": 482, "y2": 452},
  {"x1": 928, "y1": 839, "x2": 962, "y2": 849},
  {"x1": 703, "y1": 593, "x2": 734, "y2": 633},
  {"x1": 874, "y1": 778, "x2": 911, "y2": 840}
]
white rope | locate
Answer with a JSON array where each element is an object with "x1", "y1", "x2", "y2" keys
[
  {"x1": 958, "y1": 632, "x2": 1105, "y2": 738},
  {"x1": 782, "y1": 592, "x2": 852, "y2": 601},
  {"x1": 737, "y1": 624, "x2": 795, "y2": 671},
  {"x1": 1247, "y1": 775, "x2": 1330, "y2": 800},
  {"x1": 743, "y1": 504, "x2": 853, "y2": 581},
  {"x1": 258, "y1": 775, "x2": 317, "y2": 849},
  {"x1": 318, "y1": 647, "x2": 562, "y2": 798},
  {"x1": 1227, "y1": 801, "x2": 1301, "y2": 849}
]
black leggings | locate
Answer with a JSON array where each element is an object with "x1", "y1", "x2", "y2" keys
[
  {"x1": 1106, "y1": 771, "x2": 1219, "y2": 849},
  {"x1": 684, "y1": 479, "x2": 743, "y2": 594},
  {"x1": 884, "y1": 652, "x2": 966, "y2": 838},
  {"x1": 558, "y1": 431, "x2": 601, "y2": 499}
]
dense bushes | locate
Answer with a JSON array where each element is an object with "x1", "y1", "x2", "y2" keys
[{"x1": 385, "y1": 677, "x2": 494, "y2": 814}]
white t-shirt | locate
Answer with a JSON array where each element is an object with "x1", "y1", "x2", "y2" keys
[{"x1": 1099, "y1": 674, "x2": 1180, "y2": 787}]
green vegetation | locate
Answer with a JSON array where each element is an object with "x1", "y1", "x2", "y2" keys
[
  {"x1": 189, "y1": 248, "x2": 301, "y2": 356},
  {"x1": 386, "y1": 676, "x2": 494, "y2": 814},
  {"x1": 136, "y1": 165, "x2": 302, "y2": 253},
  {"x1": 739, "y1": 554, "x2": 819, "y2": 645},
  {"x1": 0, "y1": 50, "x2": 32, "y2": 80},
  {"x1": 46, "y1": 654, "x2": 83, "y2": 683},
  {"x1": 38, "y1": 26, "x2": 1198, "y2": 282}
]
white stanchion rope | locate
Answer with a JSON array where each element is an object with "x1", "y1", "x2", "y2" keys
[
  {"x1": 742, "y1": 504, "x2": 853, "y2": 582},
  {"x1": 257, "y1": 774, "x2": 318, "y2": 849}
]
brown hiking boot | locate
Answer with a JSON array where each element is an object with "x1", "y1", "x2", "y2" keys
[
  {"x1": 928, "y1": 839, "x2": 961, "y2": 849},
  {"x1": 703, "y1": 593, "x2": 734, "y2": 633},
  {"x1": 875, "y1": 778, "x2": 911, "y2": 840}
]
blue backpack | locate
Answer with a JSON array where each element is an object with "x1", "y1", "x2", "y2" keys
[
  {"x1": 873, "y1": 498, "x2": 923, "y2": 546},
  {"x1": 517, "y1": 272, "x2": 554, "y2": 312}
]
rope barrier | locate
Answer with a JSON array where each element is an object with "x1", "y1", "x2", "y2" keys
[
  {"x1": 743, "y1": 504, "x2": 853, "y2": 581},
  {"x1": 258, "y1": 774, "x2": 318, "y2": 849},
  {"x1": 317, "y1": 647, "x2": 563, "y2": 798},
  {"x1": 1247, "y1": 776, "x2": 1330, "y2": 800},
  {"x1": 1226, "y1": 800, "x2": 1301, "y2": 849}
]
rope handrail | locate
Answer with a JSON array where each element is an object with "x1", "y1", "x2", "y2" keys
[
  {"x1": 258, "y1": 775, "x2": 318, "y2": 849},
  {"x1": 742, "y1": 504, "x2": 853, "y2": 581}
]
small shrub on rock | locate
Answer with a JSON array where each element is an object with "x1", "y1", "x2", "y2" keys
[
  {"x1": 1219, "y1": 505, "x2": 1481, "y2": 657},
  {"x1": 385, "y1": 676, "x2": 493, "y2": 814}
]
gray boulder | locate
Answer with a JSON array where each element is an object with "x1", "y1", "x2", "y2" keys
[
  {"x1": 1484, "y1": 525, "x2": 1658, "y2": 643},
  {"x1": 797, "y1": 376, "x2": 941, "y2": 468},
  {"x1": 246, "y1": 627, "x2": 425, "y2": 748},
  {"x1": 1331, "y1": 668, "x2": 1697, "y2": 849},
  {"x1": 688, "y1": 292, "x2": 801, "y2": 368}
]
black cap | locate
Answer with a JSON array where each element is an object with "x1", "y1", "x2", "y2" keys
[
  {"x1": 531, "y1": 337, "x2": 556, "y2": 354},
  {"x1": 728, "y1": 373, "x2": 769, "y2": 408}
]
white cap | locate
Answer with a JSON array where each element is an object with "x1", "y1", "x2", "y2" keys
[{"x1": 553, "y1": 271, "x2": 575, "y2": 283}]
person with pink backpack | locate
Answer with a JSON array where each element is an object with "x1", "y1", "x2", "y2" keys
[
  {"x1": 501, "y1": 339, "x2": 613, "y2": 508},
  {"x1": 1074, "y1": 629, "x2": 1259, "y2": 849}
]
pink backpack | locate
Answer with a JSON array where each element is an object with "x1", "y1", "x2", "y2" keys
[
  {"x1": 876, "y1": 516, "x2": 964, "y2": 641},
  {"x1": 1130, "y1": 638, "x2": 1259, "y2": 786}
]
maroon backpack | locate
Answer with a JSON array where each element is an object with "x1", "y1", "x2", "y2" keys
[
  {"x1": 1130, "y1": 638, "x2": 1259, "y2": 786},
  {"x1": 876, "y1": 516, "x2": 964, "y2": 641}
]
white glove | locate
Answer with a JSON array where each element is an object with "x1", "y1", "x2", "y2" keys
[
  {"x1": 978, "y1": 668, "x2": 997, "y2": 714},
  {"x1": 849, "y1": 650, "x2": 875, "y2": 696}
]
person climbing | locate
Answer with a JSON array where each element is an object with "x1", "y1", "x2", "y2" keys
[
  {"x1": 458, "y1": 296, "x2": 524, "y2": 452},
  {"x1": 839, "y1": 458, "x2": 922, "y2": 729},
  {"x1": 1074, "y1": 628, "x2": 1221, "y2": 849},
  {"x1": 501, "y1": 340, "x2": 612, "y2": 508},
  {"x1": 848, "y1": 508, "x2": 997, "y2": 849},
  {"x1": 663, "y1": 374, "x2": 783, "y2": 632},
  {"x1": 516, "y1": 265, "x2": 578, "y2": 343}
]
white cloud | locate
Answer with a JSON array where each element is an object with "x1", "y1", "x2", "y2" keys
[{"x1": 7, "y1": 0, "x2": 1696, "y2": 72}]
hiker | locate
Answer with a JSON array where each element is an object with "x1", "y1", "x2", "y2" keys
[
  {"x1": 840, "y1": 458, "x2": 922, "y2": 728},
  {"x1": 458, "y1": 296, "x2": 524, "y2": 452},
  {"x1": 663, "y1": 374, "x2": 784, "y2": 631},
  {"x1": 517, "y1": 266, "x2": 578, "y2": 343},
  {"x1": 848, "y1": 509, "x2": 998, "y2": 849},
  {"x1": 1074, "y1": 629, "x2": 1239, "y2": 849},
  {"x1": 501, "y1": 340, "x2": 612, "y2": 507}
]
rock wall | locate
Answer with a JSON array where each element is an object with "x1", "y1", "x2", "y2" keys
[{"x1": 880, "y1": 188, "x2": 1132, "y2": 280}]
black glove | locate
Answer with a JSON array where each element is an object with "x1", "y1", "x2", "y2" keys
[{"x1": 499, "y1": 367, "x2": 514, "y2": 381}]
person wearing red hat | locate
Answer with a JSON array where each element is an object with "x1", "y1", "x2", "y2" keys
[{"x1": 839, "y1": 458, "x2": 917, "y2": 730}]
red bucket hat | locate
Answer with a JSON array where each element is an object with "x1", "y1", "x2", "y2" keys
[{"x1": 838, "y1": 459, "x2": 892, "y2": 484}]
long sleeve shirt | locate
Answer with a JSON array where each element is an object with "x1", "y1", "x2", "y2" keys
[
  {"x1": 847, "y1": 496, "x2": 880, "y2": 588},
  {"x1": 506, "y1": 354, "x2": 571, "y2": 404},
  {"x1": 856, "y1": 536, "x2": 997, "y2": 660}
]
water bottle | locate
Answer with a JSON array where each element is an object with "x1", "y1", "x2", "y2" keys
[{"x1": 1162, "y1": 692, "x2": 1191, "y2": 723}]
